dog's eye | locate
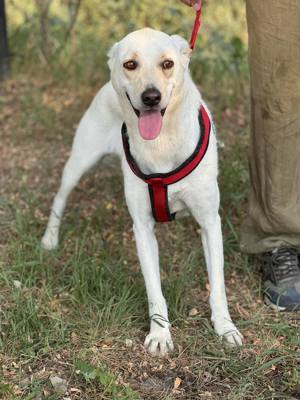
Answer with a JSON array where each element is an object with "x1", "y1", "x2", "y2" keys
[
  {"x1": 123, "y1": 60, "x2": 138, "y2": 70},
  {"x1": 161, "y1": 60, "x2": 174, "y2": 70}
]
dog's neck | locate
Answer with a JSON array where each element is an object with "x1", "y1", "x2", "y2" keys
[{"x1": 122, "y1": 75, "x2": 202, "y2": 175}]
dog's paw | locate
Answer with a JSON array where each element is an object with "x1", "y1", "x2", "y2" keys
[
  {"x1": 41, "y1": 230, "x2": 58, "y2": 250},
  {"x1": 221, "y1": 328, "x2": 243, "y2": 347},
  {"x1": 144, "y1": 329, "x2": 174, "y2": 356},
  {"x1": 214, "y1": 320, "x2": 243, "y2": 347}
]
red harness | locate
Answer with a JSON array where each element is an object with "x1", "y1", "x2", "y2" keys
[{"x1": 122, "y1": 105, "x2": 211, "y2": 222}]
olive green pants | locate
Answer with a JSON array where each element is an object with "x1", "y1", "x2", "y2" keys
[{"x1": 240, "y1": 0, "x2": 300, "y2": 254}]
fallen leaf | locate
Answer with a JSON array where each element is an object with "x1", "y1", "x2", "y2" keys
[
  {"x1": 205, "y1": 283, "x2": 211, "y2": 292},
  {"x1": 125, "y1": 339, "x2": 133, "y2": 348},
  {"x1": 173, "y1": 377, "x2": 182, "y2": 390},
  {"x1": 70, "y1": 387, "x2": 81, "y2": 393},
  {"x1": 189, "y1": 308, "x2": 198, "y2": 317},
  {"x1": 71, "y1": 332, "x2": 79, "y2": 344},
  {"x1": 13, "y1": 280, "x2": 22, "y2": 289}
]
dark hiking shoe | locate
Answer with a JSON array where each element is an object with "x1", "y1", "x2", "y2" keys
[{"x1": 263, "y1": 247, "x2": 300, "y2": 311}]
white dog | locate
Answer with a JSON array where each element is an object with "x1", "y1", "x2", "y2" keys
[{"x1": 41, "y1": 28, "x2": 243, "y2": 355}]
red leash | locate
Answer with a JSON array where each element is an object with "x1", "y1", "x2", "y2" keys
[{"x1": 189, "y1": 2, "x2": 202, "y2": 50}]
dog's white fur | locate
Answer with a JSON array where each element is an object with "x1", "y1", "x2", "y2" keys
[{"x1": 42, "y1": 28, "x2": 242, "y2": 355}]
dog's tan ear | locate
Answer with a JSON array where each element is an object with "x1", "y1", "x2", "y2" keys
[
  {"x1": 107, "y1": 42, "x2": 119, "y2": 70},
  {"x1": 171, "y1": 35, "x2": 192, "y2": 68}
]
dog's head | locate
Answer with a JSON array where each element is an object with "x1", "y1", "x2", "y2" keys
[{"x1": 108, "y1": 28, "x2": 191, "y2": 140}]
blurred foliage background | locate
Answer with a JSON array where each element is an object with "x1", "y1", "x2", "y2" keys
[{"x1": 6, "y1": 0, "x2": 248, "y2": 93}]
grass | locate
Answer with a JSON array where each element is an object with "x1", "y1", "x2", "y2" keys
[
  {"x1": 1, "y1": 1, "x2": 300, "y2": 399},
  {"x1": 1, "y1": 78, "x2": 299, "y2": 400}
]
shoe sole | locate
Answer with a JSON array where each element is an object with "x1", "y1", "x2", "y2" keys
[
  {"x1": 264, "y1": 295, "x2": 300, "y2": 311},
  {"x1": 264, "y1": 296, "x2": 286, "y2": 311}
]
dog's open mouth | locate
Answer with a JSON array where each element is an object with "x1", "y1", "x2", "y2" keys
[{"x1": 126, "y1": 93, "x2": 166, "y2": 140}]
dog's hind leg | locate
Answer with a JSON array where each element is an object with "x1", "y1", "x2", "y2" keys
[
  {"x1": 42, "y1": 85, "x2": 122, "y2": 250},
  {"x1": 41, "y1": 149, "x2": 103, "y2": 250}
]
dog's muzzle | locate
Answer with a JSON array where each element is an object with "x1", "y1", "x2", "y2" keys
[{"x1": 125, "y1": 92, "x2": 166, "y2": 117}]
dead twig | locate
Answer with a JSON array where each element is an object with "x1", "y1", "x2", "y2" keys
[{"x1": 53, "y1": 0, "x2": 81, "y2": 58}]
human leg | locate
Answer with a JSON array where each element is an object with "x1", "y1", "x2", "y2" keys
[{"x1": 242, "y1": 0, "x2": 300, "y2": 310}]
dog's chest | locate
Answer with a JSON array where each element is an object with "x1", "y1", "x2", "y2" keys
[
  {"x1": 122, "y1": 105, "x2": 214, "y2": 222},
  {"x1": 166, "y1": 186, "x2": 189, "y2": 217}
]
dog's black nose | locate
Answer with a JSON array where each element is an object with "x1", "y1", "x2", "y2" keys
[{"x1": 141, "y1": 88, "x2": 161, "y2": 107}]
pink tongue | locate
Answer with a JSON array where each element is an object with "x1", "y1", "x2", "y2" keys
[{"x1": 138, "y1": 110, "x2": 162, "y2": 140}]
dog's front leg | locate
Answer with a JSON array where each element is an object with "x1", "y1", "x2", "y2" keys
[
  {"x1": 201, "y1": 214, "x2": 243, "y2": 346},
  {"x1": 133, "y1": 219, "x2": 174, "y2": 356}
]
